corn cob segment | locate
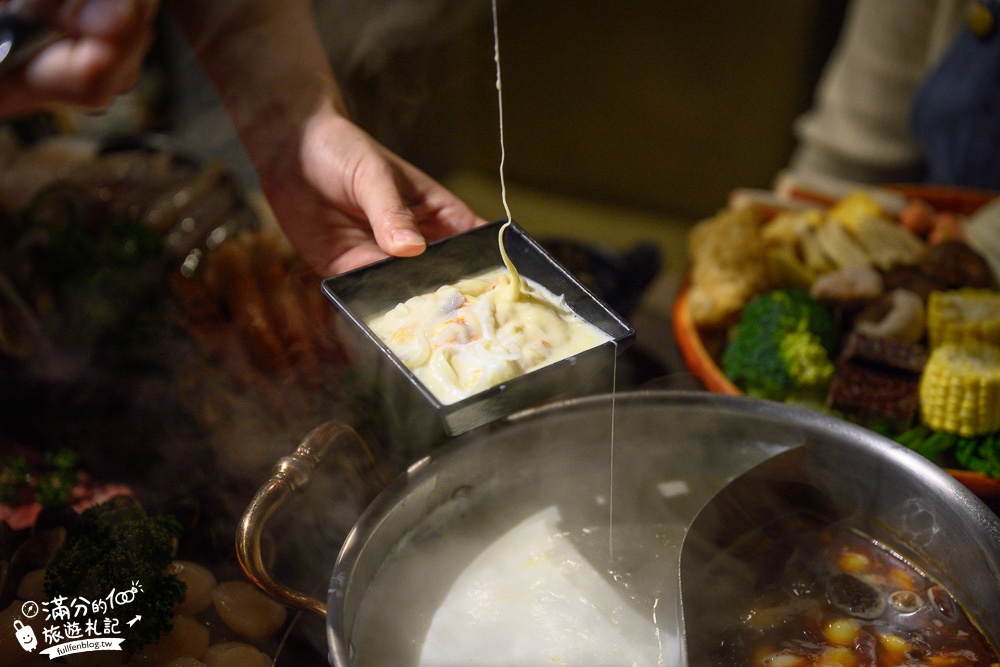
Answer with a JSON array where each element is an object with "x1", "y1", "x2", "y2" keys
[
  {"x1": 926, "y1": 289, "x2": 1000, "y2": 348},
  {"x1": 919, "y1": 341, "x2": 1000, "y2": 436}
]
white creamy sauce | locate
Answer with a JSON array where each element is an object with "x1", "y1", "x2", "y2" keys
[
  {"x1": 365, "y1": 266, "x2": 610, "y2": 405},
  {"x1": 350, "y1": 505, "x2": 684, "y2": 666}
]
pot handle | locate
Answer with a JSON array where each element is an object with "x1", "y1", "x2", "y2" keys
[{"x1": 236, "y1": 420, "x2": 379, "y2": 618}]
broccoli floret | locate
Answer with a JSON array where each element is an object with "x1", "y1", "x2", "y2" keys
[
  {"x1": 721, "y1": 289, "x2": 839, "y2": 402},
  {"x1": 0, "y1": 448, "x2": 80, "y2": 506},
  {"x1": 44, "y1": 496, "x2": 185, "y2": 653}
]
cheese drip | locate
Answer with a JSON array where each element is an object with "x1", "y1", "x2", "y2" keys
[{"x1": 498, "y1": 221, "x2": 523, "y2": 301}]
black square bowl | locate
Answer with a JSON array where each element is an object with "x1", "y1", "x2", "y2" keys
[{"x1": 322, "y1": 220, "x2": 635, "y2": 460}]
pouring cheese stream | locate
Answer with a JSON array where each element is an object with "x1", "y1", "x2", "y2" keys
[
  {"x1": 366, "y1": 2, "x2": 605, "y2": 407},
  {"x1": 498, "y1": 221, "x2": 522, "y2": 300}
]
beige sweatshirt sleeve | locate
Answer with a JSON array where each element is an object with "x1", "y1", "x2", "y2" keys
[{"x1": 787, "y1": 0, "x2": 968, "y2": 185}]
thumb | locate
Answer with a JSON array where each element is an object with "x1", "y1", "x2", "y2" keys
[{"x1": 359, "y1": 172, "x2": 427, "y2": 258}]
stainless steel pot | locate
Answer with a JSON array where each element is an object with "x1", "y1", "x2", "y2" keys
[{"x1": 237, "y1": 390, "x2": 1000, "y2": 665}]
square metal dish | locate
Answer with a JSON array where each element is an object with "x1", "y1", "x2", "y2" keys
[{"x1": 322, "y1": 220, "x2": 635, "y2": 458}]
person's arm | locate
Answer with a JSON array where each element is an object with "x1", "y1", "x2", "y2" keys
[
  {"x1": 0, "y1": 0, "x2": 158, "y2": 117},
  {"x1": 788, "y1": 0, "x2": 964, "y2": 185},
  {"x1": 167, "y1": 0, "x2": 485, "y2": 276}
]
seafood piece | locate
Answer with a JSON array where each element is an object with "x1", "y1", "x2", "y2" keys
[
  {"x1": 169, "y1": 561, "x2": 217, "y2": 616},
  {"x1": 250, "y1": 237, "x2": 324, "y2": 390},
  {"x1": 131, "y1": 614, "x2": 210, "y2": 665},
  {"x1": 898, "y1": 198, "x2": 937, "y2": 236},
  {"x1": 171, "y1": 229, "x2": 345, "y2": 423},
  {"x1": 208, "y1": 239, "x2": 292, "y2": 377},
  {"x1": 854, "y1": 289, "x2": 926, "y2": 346},
  {"x1": 178, "y1": 239, "x2": 314, "y2": 421},
  {"x1": 202, "y1": 642, "x2": 272, "y2": 667},
  {"x1": 810, "y1": 265, "x2": 883, "y2": 303},
  {"x1": 212, "y1": 581, "x2": 287, "y2": 641},
  {"x1": 928, "y1": 210, "x2": 964, "y2": 243}
]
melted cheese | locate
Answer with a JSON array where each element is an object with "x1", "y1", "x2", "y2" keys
[
  {"x1": 366, "y1": 266, "x2": 610, "y2": 405},
  {"x1": 367, "y1": 3, "x2": 612, "y2": 406}
]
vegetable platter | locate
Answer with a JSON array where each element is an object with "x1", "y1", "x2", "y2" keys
[{"x1": 673, "y1": 174, "x2": 1000, "y2": 499}]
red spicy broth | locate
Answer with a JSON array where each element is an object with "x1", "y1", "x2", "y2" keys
[{"x1": 708, "y1": 513, "x2": 998, "y2": 667}]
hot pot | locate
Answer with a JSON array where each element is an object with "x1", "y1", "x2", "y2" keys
[{"x1": 237, "y1": 390, "x2": 1000, "y2": 665}]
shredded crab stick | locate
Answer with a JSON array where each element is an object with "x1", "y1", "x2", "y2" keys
[{"x1": 366, "y1": 227, "x2": 610, "y2": 405}]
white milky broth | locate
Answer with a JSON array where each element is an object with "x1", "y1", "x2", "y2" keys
[{"x1": 350, "y1": 503, "x2": 684, "y2": 666}]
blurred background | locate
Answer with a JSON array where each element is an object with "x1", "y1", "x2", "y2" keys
[
  {"x1": 0, "y1": 0, "x2": 853, "y2": 571},
  {"x1": 164, "y1": 0, "x2": 848, "y2": 245},
  {"x1": 314, "y1": 0, "x2": 847, "y2": 216},
  {"x1": 0, "y1": 2, "x2": 854, "y2": 661},
  {"x1": 160, "y1": 0, "x2": 850, "y2": 373}
]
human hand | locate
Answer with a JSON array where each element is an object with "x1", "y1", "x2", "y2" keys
[
  {"x1": 256, "y1": 109, "x2": 487, "y2": 276},
  {"x1": 165, "y1": 0, "x2": 485, "y2": 276},
  {"x1": 0, "y1": 0, "x2": 159, "y2": 118}
]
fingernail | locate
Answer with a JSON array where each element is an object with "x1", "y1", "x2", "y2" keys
[
  {"x1": 391, "y1": 229, "x2": 425, "y2": 248},
  {"x1": 77, "y1": 0, "x2": 136, "y2": 35}
]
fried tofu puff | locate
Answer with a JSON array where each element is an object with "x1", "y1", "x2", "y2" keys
[{"x1": 687, "y1": 207, "x2": 774, "y2": 328}]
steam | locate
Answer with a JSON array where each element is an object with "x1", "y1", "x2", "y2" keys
[
  {"x1": 317, "y1": 0, "x2": 479, "y2": 76},
  {"x1": 313, "y1": 0, "x2": 492, "y2": 148}
]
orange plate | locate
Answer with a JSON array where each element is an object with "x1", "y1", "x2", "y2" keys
[{"x1": 672, "y1": 185, "x2": 1000, "y2": 500}]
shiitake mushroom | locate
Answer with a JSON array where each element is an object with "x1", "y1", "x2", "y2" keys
[
  {"x1": 917, "y1": 239, "x2": 998, "y2": 290},
  {"x1": 826, "y1": 571, "x2": 886, "y2": 620}
]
